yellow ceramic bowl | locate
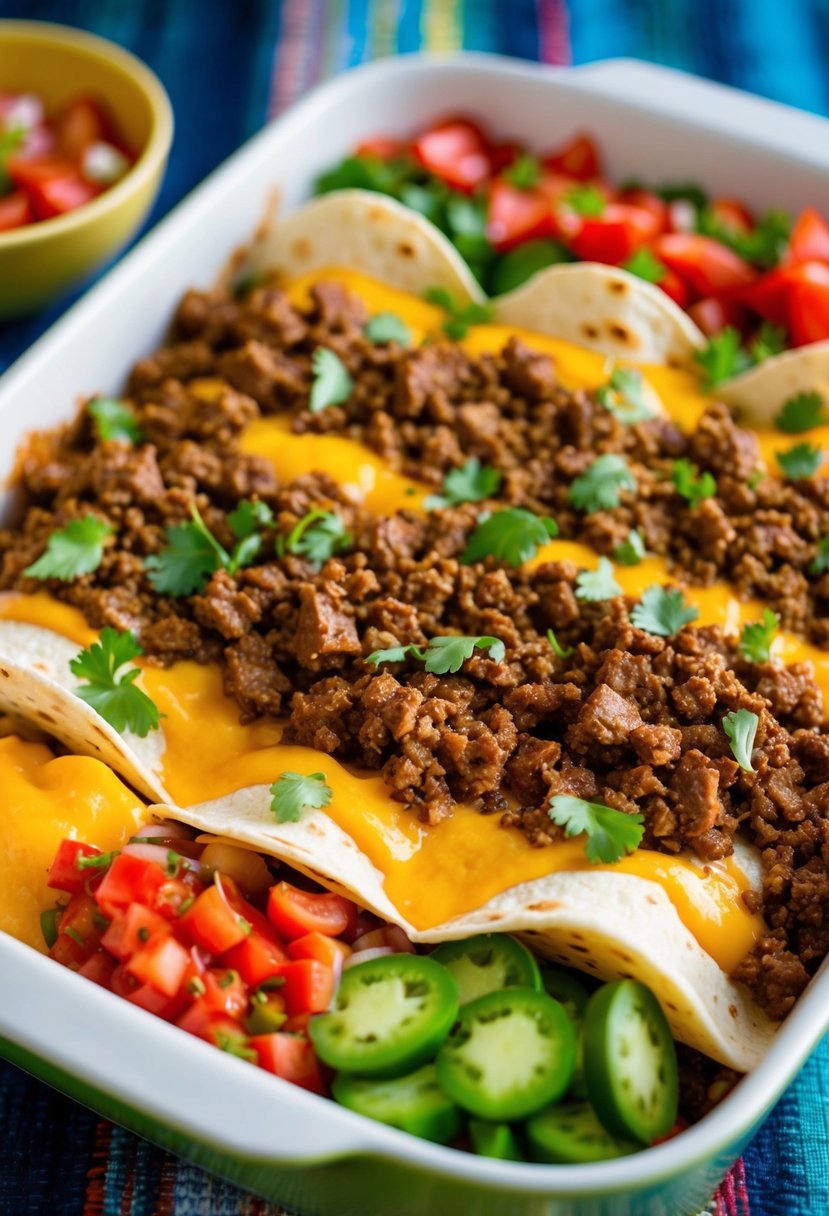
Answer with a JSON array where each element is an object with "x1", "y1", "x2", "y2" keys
[{"x1": 0, "y1": 20, "x2": 173, "y2": 319}]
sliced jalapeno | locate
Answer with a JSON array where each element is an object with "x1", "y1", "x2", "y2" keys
[
  {"x1": 309, "y1": 953, "x2": 458, "y2": 1078},
  {"x1": 436, "y1": 987, "x2": 576, "y2": 1121},
  {"x1": 526, "y1": 1101, "x2": 638, "y2": 1164},
  {"x1": 430, "y1": 933, "x2": 541, "y2": 1005},
  {"x1": 540, "y1": 966, "x2": 590, "y2": 1099},
  {"x1": 583, "y1": 979, "x2": 679, "y2": 1144},
  {"x1": 332, "y1": 1064, "x2": 462, "y2": 1144},
  {"x1": 468, "y1": 1119, "x2": 524, "y2": 1161}
]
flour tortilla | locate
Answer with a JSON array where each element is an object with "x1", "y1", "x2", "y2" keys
[
  {"x1": 155, "y1": 786, "x2": 776, "y2": 1073},
  {"x1": 716, "y1": 340, "x2": 829, "y2": 428},
  {"x1": 247, "y1": 189, "x2": 485, "y2": 304}
]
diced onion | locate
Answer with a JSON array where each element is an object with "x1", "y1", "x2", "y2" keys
[
  {"x1": 82, "y1": 140, "x2": 129, "y2": 184},
  {"x1": 343, "y1": 946, "x2": 394, "y2": 968},
  {"x1": 4, "y1": 94, "x2": 43, "y2": 132}
]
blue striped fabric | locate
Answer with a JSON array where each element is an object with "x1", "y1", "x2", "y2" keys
[{"x1": 1, "y1": 2, "x2": 829, "y2": 1213}]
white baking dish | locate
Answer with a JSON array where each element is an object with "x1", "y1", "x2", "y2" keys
[{"x1": 2, "y1": 54, "x2": 829, "y2": 1216}]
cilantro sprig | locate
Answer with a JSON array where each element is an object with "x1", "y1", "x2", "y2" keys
[
  {"x1": 503, "y1": 153, "x2": 542, "y2": 190},
  {"x1": 722, "y1": 708, "x2": 759, "y2": 772},
  {"x1": 614, "y1": 528, "x2": 647, "y2": 566},
  {"x1": 621, "y1": 248, "x2": 666, "y2": 285},
  {"x1": 563, "y1": 184, "x2": 605, "y2": 217},
  {"x1": 575, "y1": 557, "x2": 622, "y2": 602},
  {"x1": 364, "y1": 312, "x2": 412, "y2": 347},
  {"x1": 366, "y1": 635, "x2": 505, "y2": 673},
  {"x1": 270, "y1": 772, "x2": 333, "y2": 824},
  {"x1": 694, "y1": 328, "x2": 751, "y2": 389},
  {"x1": 24, "y1": 517, "x2": 114, "y2": 582},
  {"x1": 147, "y1": 501, "x2": 274, "y2": 597},
  {"x1": 776, "y1": 442, "x2": 825, "y2": 481},
  {"x1": 748, "y1": 322, "x2": 787, "y2": 364},
  {"x1": 461, "y1": 508, "x2": 557, "y2": 566},
  {"x1": 276, "y1": 508, "x2": 351, "y2": 571},
  {"x1": 309, "y1": 348, "x2": 353, "y2": 413},
  {"x1": 671, "y1": 459, "x2": 717, "y2": 508},
  {"x1": 631, "y1": 585, "x2": 699, "y2": 637},
  {"x1": 738, "y1": 609, "x2": 779, "y2": 663},
  {"x1": 88, "y1": 397, "x2": 145, "y2": 445},
  {"x1": 596, "y1": 368, "x2": 656, "y2": 425},
  {"x1": 568, "y1": 454, "x2": 636, "y2": 513},
  {"x1": 775, "y1": 391, "x2": 826, "y2": 434},
  {"x1": 424, "y1": 457, "x2": 502, "y2": 510},
  {"x1": 69, "y1": 629, "x2": 161, "y2": 737},
  {"x1": 810, "y1": 536, "x2": 829, "y2": 575},
  {"x1": 548, "y1": 794, "x2": 644, "y2": 865},
  {"x1": 424, "y1": 286, "x2": 494, "y2": 339}
]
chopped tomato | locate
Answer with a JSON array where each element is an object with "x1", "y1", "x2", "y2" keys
[
  {"x1": 651, "y1": 234, "x2": 757, "y2": 296},
  {"x1": 487, "y1": 180, "x2": 555, "y2": 251},
  {"x1": 7, "y1": 155, "x2": 98, "y2": 219},
  {"x1": 49, "y1": 932, "x2": 94, "y2": 970},
  {"x1": 180, "y1": 878, "x2": 254, "y2": 954},
  {"x1": 741, "y1": 260, "x2": 829, "y2": 328},
  {"x1": 287, "y1": 931, "x2": 351, "y2": 973},
  {"x1": 101, "y1": 902, "x2": 169, "y2": 960},
  {"x1": 488, "y1": 141, "x2": 520, "y2": 175},
  {"x1": 77, "y1": 952, "x2": 117, "y2": 988},
  {"x1": 355, "y1": 137, "x2": 408, "y2": 161},
  {"x1": 564, "y1": 203, "x2": 661, "y2": 265},
  {"x1": 177, "y1": 1006, "x2": 249, "y2": 1053},
  {"x1": 57, "y1": 894, "x2": 107, "y2": 953},
  {"x1": 412, "y1": 118, "x2": 491, "y2": 193},
  {"x1": 93, "y1": 853, "x2": 166, "y2": 918},
  {"x1": 126, "y1": 933, "x2": 191, "y2": 997},
  {"x1": 541, "y1": 132, "x2": 600, "y2": 181},
  {"x1": 687, "y1": 296, "x2": 748, "y2": 337},
  {"x1": 152, "y1": 872, "x2": 205, "y2": 920},
  {"x1": 619, "y1": 188, "x2": 668, "y2": 233},
  {"x1": 788, "y1": 270, "x2": 829, "y2": 346},
  {"x1": 786, "y1": 207, "x2": 829, "y2": 266},
  {"x1": 251, "y1": 1033, "x2": 326, "y2": 1094},
  {"x1": 0, "y1": 191, "x2": 34, "y2": 231},
  {"x1": 657, "y1": 267, "x2": 691, "y2": 309},
  {"x1": 277, "y1": 959, "x2": 336, "y2": 1016},
  {"x1": 53, "y1": 96, "x2": 109, "y2": 160},
  {"x1": 200, "y1": 968, "x2": 249, "y2": 1019},
  {"x1": 267, "y1": 883, "x2": 357, "y2": 941},
  {"x1": 223, "y1": 931, "x2": 289, "y2": 988},
  {"x1": 708, "y1": 197, "x2": 754, "y2": 236},
  {"x1": 282, "y1": 1011, "x2": 313, "y2": 1035},
  {"x1": 46, "y1": 840, "x2": 103, "y2": 895}
]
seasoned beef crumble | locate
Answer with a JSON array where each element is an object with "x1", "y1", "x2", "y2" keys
[{"x1": 2, "y1": 278, "x2": 829, "y2": 1019}]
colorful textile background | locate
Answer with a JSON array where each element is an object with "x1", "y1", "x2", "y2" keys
[{"x1": 1, "y1": 1, "x2": 829, "y2": 1213}]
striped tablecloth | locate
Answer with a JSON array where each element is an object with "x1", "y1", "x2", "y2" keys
[{"x1": 1, "y1": 1, "x2": 829, "y2": 1212}]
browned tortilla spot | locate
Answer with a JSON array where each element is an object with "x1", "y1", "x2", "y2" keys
[
  {"x1": 397, "y1": 241, "x2": 415, "y2": 259},
  {"x1": 527, "y1": 900, "x2": 563, "y2": 912},
  {"x1": 608, "y1": 280, "x2": 627, "y2": 295},
  {"x1": 290, "y1": 237, "x2": 312, "y2": 262},
  {"x1": 582, "y1": 323, "x2": 599, "y2": 340},
  {"x1": 729, "y1": 1004, "x2": 738, "y2": 1019},
  {"x1": 608, "y1": 322, "x2": 631, "y2": 343}
]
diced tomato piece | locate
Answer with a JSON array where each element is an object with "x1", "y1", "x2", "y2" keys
[
  {"x1": 788, "y1": 273, "x2": 829, "y2": 346},
  {"x1": 565, "y1": 203, "x2": 661, "y2": 265},
  {"x1": 656, "y1": 267, "x2": 691, "y2": 309},
  {"x1": 282, "y1": 1011, "x2": 313, "y2": 1035},
  {"x1": 101, "y1": 902, "x2": 170, "y2": 960},
  {"x1": 741, "y1": 260, "x2": 829, "y2": 328},
  {"x1": 250, "y1": 1032, "x2": 326, "y2": 1094},
  {"x1": 0, "y1": 190, "x2": 34, "y2": 231},
  {"x1": 223, "y1": 931, "x2": 289, "y2": 988},
  {"x1": 412, "y1": 118, "x2": 491, "y2": 193},
  {"x1": 7, "y1": 155, "x2": 97, "y2": 219},
  {"x1": 541, "y1": 133, "x2": 600, "y2": 181},
  {"x1": 152, "y1": 871, "x2": 205, "y2": 921},
  {"x1": 180, "y1": 877, "x2": 253, "y2": 954},
  {"x1": 46, "y1": 840, "x2": 103, "y2": 895},
  {"x1": 619, "y1": 188, "x2": 668, "y2": 233},
  {"x1": 486, "y1": 180, "x2": 555, "y2": 251},
  {"x1": 708, "y1": 197, "x2": 754, "y2": 236},
  {"x1": 488, "y1": 141, "x2": 520, "y2": 175},
  {"x1": 277, "y1": 959, "x2": 335, "y2": 1016},
  {"x1": 57, "y1": 893, "x2": 106, "y2": 951},
  {"x1": 786, "y1": 207, "x2": 829, "y2": 266},
  {"x1": 176, "y1": 1004, "x2": 248, "y2": 1052},
  {"x1": 267, "y1": 883, "x2": 357, "y2": 941},
  {"x1": 49, "y1": 932, "x2": 93, "y2": 970},
  {"x1": 355, "y1": 137, "x2": 408, "y2": 161},
  {"x1": 126, "y1": 933, "x2": 191, "y2": 997},
  {"x1": 687, "y1": 296, "x2": 748, "y2": 337},
  {"x1": 53, "y1": 96, "x2": 109, "y2": 160},
  {"x1": 200, "y1": 968, "x2": 249, "y2": 1019},
  {"x1": 77, "y1": 951, "x2": 117, "y2": 988},
  {"x1": 651, "y1": 234, "x2": 757, "y2": 296},
  {"x1": 287, "y1": 931, "x2": 351, "y2": 974},
  {"x1": 94, "y1": 853, "x2": 166, "y2": 918}
]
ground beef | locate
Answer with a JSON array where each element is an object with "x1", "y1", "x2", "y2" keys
[{"x1": 2, "y1": 275, "x2": 829, "y2": 1021}]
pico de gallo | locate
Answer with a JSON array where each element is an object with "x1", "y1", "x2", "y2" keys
[
  {"x1": 316, "y1": 118, "x2": 829, "y2": 366},
  {"x1": 0, "y1": 91, "x2": 133, "y2": 231},
  {"x1": 44, "y1": 825, "x2": 720, "y2": 1161}
]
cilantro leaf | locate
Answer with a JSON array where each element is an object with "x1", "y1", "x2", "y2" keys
[
  {"x1": 503, "y1": 153, "x2": 542, "y2": 190},
  {"x1": 548, "y1": 794, "x2": 644, "y2": 865},
  {"x1": 424, "y1": 457, "x2": 503, "y2": 510},
  {"x1": 277, "y1": 509, "x2": 351, "y2": 571},
  {"x1": 774, "y1": 391, "x2": 826, "y2": 435},
  {"x1": 722, "y1": 708, "x2": 759, "y2": 772},
  {"x1": 696, "y1": 206, "x2": 791, "y2": 270},
  {"x1": 631, "y1": 585, "x2": 699, "y2": 637},
  {"x1": 424, "y1": 286, "x2": 494, "y2": 339},
  {"x1": 671, "y1": 459, "x2": 717, "y2": 507},
  {"x1": 568, "y1": 454, "x2": 636, "y2": 513},
  {"x1": 69, "y1": 629, "x2": 161, "y2": 737},
  {"x1": 88, "y1": 397, "x2": 144, "y2": 444},
  {"x1": 228, "y1": 499, "x2": 274, "y2": 540},
  {"x1": 146, "y1": 505, "x2": 229, "y2": 597},
  {"x1": 776, "y1": 442, "x2": 825, "y2": 480},
  {"x1": 595, "y1": 367, "x2": 656, "y2": 425},
  {"x1": 24, "y1": 516, "x2": 114, "y2": 582},
  {"x1": 314, "y1": 153, "x2": 416, "y2": 198},
  {"x1": 563, "y1": 184, "x2": 605, "y2": 217},
  {"x1": 366, "y1": 635, "x2": 505, "y2": 673},
  {"x1": 490, "y1": 239, "x2": 573, "y2": 295},
  {"x1": 738, "y1": 608, "x2": 779, "y2": 664},
  {"x1": 614, "y1": 528, "x2": 647, "y2": 566},
  {"x1": 546, "y1": 627, "x2": 574, "y2": 659},
  {"x1": 575, "y1": 557, "x2": 622, "y2": 602},
  {"x1": 694, "y1": 327, "x2": 751, "y2": 388},
  {"x1": 364, "y1": 312, "x2": 412, "y2": 347},
  {"x1": 461, "y1": 508, "x2": 558, "y2": 566},
  {"x1": 749, "y1": 322, "x2": 787, "y2": 364},
  {"x1": 269, "y1": 771, "x2": 333, "y2": 824},
  {"x1": 621, "y1": 248, "x2": 666, "y2": 285},
  {"x1": 810, "y1": 535, "x2": 829, "y2": 575},
  {"x1": 309, "y1": 348, "x2": 353, "y2": 413}
]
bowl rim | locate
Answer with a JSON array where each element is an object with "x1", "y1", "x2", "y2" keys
[{"x1": 0, "y1": 18, "x2": 174, "y2": 247}]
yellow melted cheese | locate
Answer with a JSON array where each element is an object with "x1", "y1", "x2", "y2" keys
[{"x1": 0, "y1": 734, "x2": 145, "y2": 951}]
